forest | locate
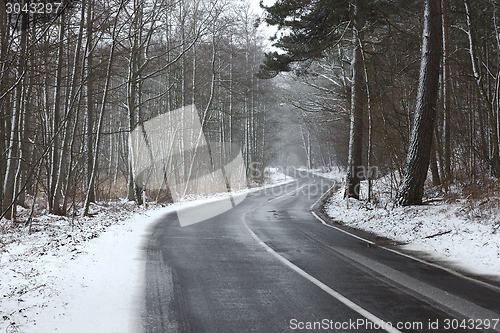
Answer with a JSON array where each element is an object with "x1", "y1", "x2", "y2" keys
[
  {"x1": 0, "y1": 0, "x2": 279, "y2": 223},
  {"x1": 260, "y1": 0, "x2": 500, "y2": 205},
  {"x1": 1, "y1": 0, "x2": 500, "y2": 224}
]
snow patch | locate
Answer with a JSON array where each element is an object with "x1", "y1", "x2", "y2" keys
[
  {"x1": 318, "y1": 170, "x2": 500, "y2": 281},
  {"x1": 0, "y1": 168, "x2": 293, "y2": 333}
]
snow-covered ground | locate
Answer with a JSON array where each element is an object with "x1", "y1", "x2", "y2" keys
[
  {"x1": 316, "y1": 169, "x2": 500, "y2": 282},
  {"x1": 7, "y1": 165, "x2": 497, "y2": 333},
  {"x1": 0, "y1": 168, "x2": 295, "y2": 333}
]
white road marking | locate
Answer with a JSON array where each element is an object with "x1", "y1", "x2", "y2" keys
[
  {"x1": 310, "y1": 181, "x2": 500, "y2": 293},
  {"x1": 242, "y1": 181, "x2": 402, "y2": 333}
]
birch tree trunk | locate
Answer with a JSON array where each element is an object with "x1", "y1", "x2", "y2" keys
[{"x1": 2, "y1": 12, "x2": 28, "y2": 220}]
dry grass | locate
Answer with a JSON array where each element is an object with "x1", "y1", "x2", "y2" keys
[
  {"x1": 430, "y1": 177, "x2": 500, "y2": 223},
  {"x1": 364, "y1": 171, "x2": 500, "y2": 225}
]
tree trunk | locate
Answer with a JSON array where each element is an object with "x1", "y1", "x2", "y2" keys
[
  {"x1": 0, "y1": 4, "x2": 8, "y2": 215},
  {"x1": 464, "y1": 0, "x2": 500, "y2": 177},
  {"x1": 126, "y1": 0, "x2": 145, "y2": 204},
  {"x1": 430, "y1": 138, "x2": 441, "y2": 186},
  {"x1": 363, "y1": 49, "x2": 373, "y2": 201},
  {"x1": 395, "y1": 0, "x2": 442, "y2": 206},
  {"x1": 433, "y1": 126, "x2": 445, "y2": 187},
  {"x1": 442, "y1": 0, "x2": 451, "y2": 183},
  {"x1": 49, "y1": 12, "x2": 66, "y2": 215},
  {"x1": 60, "y1": 0, "x2": 86, "y2": 215},
  {"x1": 2, "y1": 12, "x2": 28, "y2": 220},
  {"x1": 346, "y1": 0, "x2": 366, "y2": 200},
  {"x1": 83, "y1": 2, "x2": 123, "y2": 216},
  {"x1": 86, "y1": 0, "x2": 95, "y2": 203}
]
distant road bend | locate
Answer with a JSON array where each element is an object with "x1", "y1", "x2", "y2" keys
[{"x1": 144, "y1": 171, "x2": 500, "y2": 332}]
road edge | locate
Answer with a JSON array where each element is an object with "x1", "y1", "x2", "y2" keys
[{"x1": 309, "y1": 177, "x2": 500, "y2": 293}]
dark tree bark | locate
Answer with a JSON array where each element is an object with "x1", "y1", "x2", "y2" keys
[
  {"x1": 395, "y1": 0, "x2": 442, "y2": 206},
  {"x1": 2, "y1": 12, "x2": 28, "y2": 220},
  {"x1": 346, "y1": 0, "x2": 366, "y2": 200},
  {"x1": 49, "y1": 12, "x2": 65, "y2": 215},
  {"x1": 59, "y1": 0, "x2": 86, "y2": 215},
  {"x1": 0, "y1": 7, "x2": 8, "y2": 217},
  {"x1": 86, "y1": 0, "x2": 95, "y2": 203},
  {"x1": 126, "y1": 1, "x2": 144, "y2": 204},
  {"x1": 83, "y1": 0, "x2": 124, "y2": 216},
  {"x1": 442, "y1": 0, "x2": 451, "y2": 184},
  {"x1": 430, "y1": 139, "x2": 441, "y2": 186},
  {"x1": 464, "y1": 0, "x2": 500, "y2": 177}
]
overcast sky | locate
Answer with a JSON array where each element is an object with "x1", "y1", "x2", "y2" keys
[
  {"x1": 252, "y1": 0, "x2": 273, "y2": 13},
  {"x1": 251, "y1": 0, "x2": 279, "y2": 51}
]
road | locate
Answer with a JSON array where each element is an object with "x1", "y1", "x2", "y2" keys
[{"x1": 143, "y1": 171, "x2": 500, "y2": 332}]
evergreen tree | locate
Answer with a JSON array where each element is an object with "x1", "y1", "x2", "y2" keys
[
  {"x1": 258, "y1": 0, "x2": 394, "y2": 199},
  {"x1": 395, "y1": 0, "x2": 442, "y2": 206}
]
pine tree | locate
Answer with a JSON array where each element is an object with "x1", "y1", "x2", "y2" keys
[
  {"x1": 395, "y1": 0, "x2": 442, "y2": 206},
  {"x1": 258, "y1": 0, "x2": 393, "y2": 199}
]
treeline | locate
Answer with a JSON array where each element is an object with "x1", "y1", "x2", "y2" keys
[
  {"x1": 0, "y1": 0, "x2": 276, "y2": 221},
  {"x1": 261, "y1": 0, "x2": 500, "y2": 203}
]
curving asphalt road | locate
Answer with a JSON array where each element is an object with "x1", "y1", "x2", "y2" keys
[{"x1": 143, "y1": 171, "x2": 500, "y2": 332}]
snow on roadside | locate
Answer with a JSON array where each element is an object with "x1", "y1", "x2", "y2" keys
[
  {"x1": 261, "y1": 167, "x2": 295, "y2": 187},
  {"x1": 0, "y1": 203, "x2": 173, "y2": 333},
  {"x1": 0, "y1": 168, "x2": 293, "y2": 333},
  {"x1": 318, "y1": 170, "x2": 500, "y2": 281}
]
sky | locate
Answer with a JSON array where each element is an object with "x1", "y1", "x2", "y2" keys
[
  {"x1": 252, "y1": 0, "x2": 279, "y2": 51},
  {"x1": 252, "y1": 0, "x2": 275, "y2": 14}
]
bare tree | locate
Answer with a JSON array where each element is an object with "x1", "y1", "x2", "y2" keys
[
  {"x1": 464, "y1": 0, "x2": 500, "y2": 177},
  {"x1": 83, "y1": 0, "x2": 125, "y2": 216}
]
